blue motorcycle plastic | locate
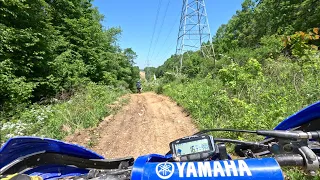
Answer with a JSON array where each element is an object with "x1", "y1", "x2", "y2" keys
[{"x1": 1, "y1": 101, "x2": 320, "y2": 180}]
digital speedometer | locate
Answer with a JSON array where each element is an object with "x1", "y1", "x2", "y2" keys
[
  {"x1": 175, "y1": 138, "x2": 210, "y2": 155},
  {"x1": 170, "y1": 135, "x2": 216, "y2": 161}
]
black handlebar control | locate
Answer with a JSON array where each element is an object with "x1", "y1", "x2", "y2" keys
[
  {"x1": 274, "y1": 154, "x2": 305, "y2": 166},
  {"x1": 257, "y1": 130, "x2": 320, "y2": 140}
]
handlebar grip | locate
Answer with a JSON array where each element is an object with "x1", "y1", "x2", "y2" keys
[{"x1": 274, "y1": 154, "x2": 305, "y2": 166}]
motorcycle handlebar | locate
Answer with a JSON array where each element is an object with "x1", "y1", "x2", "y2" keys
[
  {"x1": 274, "y1": 154, "x2": 320, "y2": 167},
  {"x1": 274, "y1": 154, "x2": 305, "y2": 166}
]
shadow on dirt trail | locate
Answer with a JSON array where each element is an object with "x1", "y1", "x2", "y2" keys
[{"x1": 65, "y1": 92, "x2": 198, "y2": 159}]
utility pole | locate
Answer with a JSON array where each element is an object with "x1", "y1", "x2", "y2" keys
[{"x1": 175, "y1": 0, "x2": 215, "y2": 72}]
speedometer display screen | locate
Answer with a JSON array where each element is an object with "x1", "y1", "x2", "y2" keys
[{"x1": 174, "y1": 139, "x2": 210, "y2": 156}]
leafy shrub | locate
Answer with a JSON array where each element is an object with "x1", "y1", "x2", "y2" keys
[
  {"x1": 256, "y1": 35, "x2": 283, "y2": 61},
  {"x1": 218, "y1": 58, "x2": 263, "y2": 94},
  {"x1": 283, "y1": 28, "x2": 320, "y2": 68},
  {"x1": 162, "y1": 54, "x2": 320, "y2": 141},
  {"x1": 0, "y1": 0, "x2": 139, "y2": 116},
  {"x1": 1, "y1": 83, "x2": 128, "y2": 144},
  {"x1": 0, "y1": 60, "x2": 35, "y2": 113}
]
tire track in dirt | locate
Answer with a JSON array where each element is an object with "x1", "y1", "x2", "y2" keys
[{"x1": 65, "y1": 92, "x2": 198, "y2": 158}]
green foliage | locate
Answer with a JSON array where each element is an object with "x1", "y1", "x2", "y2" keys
[
  {"x1": 255, "y1": 35, "x2": 284, "y2": 61},
  {"x1": 144, "y1": 67, "x2": 157, "y2": 81},
  {"x1": 212, "y1": 0, "x2": 320, "y2": 54},
  {"x1": 1, "y1": 83, "x2": 128, "y2": 143},
  {"x1": 0, "y1": 0, "x2": 139, "y2": 114},
  {"x1": 283, "y1": 29, "x2": 320, "y2": 68},
  {"x1": 154, "y1": 1, "x2": 320, "y2": 140},
  {"x1": 154, "y1": 55, "x2": 180, "y2": 77},
  {"x1": 152, "y1": 0, "x2": 320, "y2": 178},
  {"x1": 162, "y1": 55, "x2": 319, "y2": 140},
  {"x1": 283, "y1": 167, "x2": 320, "y2": 179},
  {"x1": 218, "y1": 58, "x2": 263, "y2": 92},
  {"x1": 49, "y1": 50, "x2": 89, "y2": 91},
  {"x1": 0, "y1": 60, "x2": 35, "y2": 113}
]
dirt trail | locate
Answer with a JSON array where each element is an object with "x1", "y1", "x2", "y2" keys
[
  {"x1": 139, "y1": 71, "x2": 146, "y2": 80},
  {"x1": 65, "y1": 92, "x2": 198, "y2": 158}
]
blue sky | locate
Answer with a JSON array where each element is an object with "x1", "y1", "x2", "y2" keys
[{"x1": 92, "y1": 0, "x2": 244, "y2": 69}]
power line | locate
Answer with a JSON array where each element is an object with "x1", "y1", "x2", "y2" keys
[
  {"x1": 150, "y1": 0, "x2": 172, "y2": 60},
  {"x1": 159, "y1": 40, "x2": 178, "y2": 64},
  {"x1": 153, "y1": 14, "x2": 180, "y2": 63},
  {"x1": 146, "y1": 0, "x2": 163, "y2": 68}
]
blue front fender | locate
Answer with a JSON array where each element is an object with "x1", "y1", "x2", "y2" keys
[{"x1": 274, "y1": 101, "x2": 320, "y2": 130}]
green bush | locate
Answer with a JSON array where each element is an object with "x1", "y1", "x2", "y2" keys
[
  {"x1": 162, "y1": 56, "x2": 320, "y2": 141},
  {"x1": 0, "y1": 60, "x2": 35, "y2": 114},
  {"x1": 1, "y1": 83, "x2": 128, "y2": 143},
  {"x1": 0, "y1": 0, "x2": 139, "y2": 115}
]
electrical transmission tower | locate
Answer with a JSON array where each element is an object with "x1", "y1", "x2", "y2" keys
[{"x1": 175, "y1": 0, "x2": 215, "y2": 71}]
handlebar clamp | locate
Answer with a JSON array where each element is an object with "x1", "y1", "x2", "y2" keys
[{"x1": 299, "y1": 146, "x2": 319, "y2": 176}]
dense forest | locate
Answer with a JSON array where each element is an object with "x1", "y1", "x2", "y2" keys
[
  {"x1": 0, "y1": 0, "x2": 140, "y2": 115},
  {"x1": 0, "y1": 0, "x2": 139, "y2": 142}
]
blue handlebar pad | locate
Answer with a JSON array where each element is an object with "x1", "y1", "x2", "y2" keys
[{"x1": 131, "y1": 154, "x2": 284, "y2": 180}]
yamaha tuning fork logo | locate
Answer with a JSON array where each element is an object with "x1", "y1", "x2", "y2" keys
[
  {"x1": 155, "y1": 161, "x2": 254, "y2": 179},
  {"x1": 156, "y1": 162, "x2": 175, "y2": 179}
]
